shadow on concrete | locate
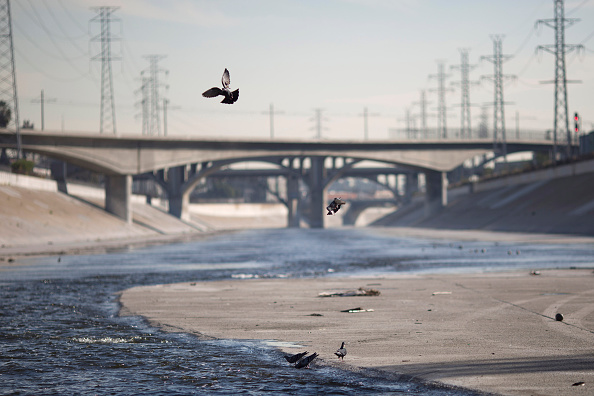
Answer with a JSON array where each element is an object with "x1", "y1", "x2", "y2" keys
[{"x1": 376, "y1": 354, "x2": 594, "y2": 380}]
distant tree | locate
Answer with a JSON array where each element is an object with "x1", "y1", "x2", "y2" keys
[
  {"x1": 22, "y1": 119, "x2": 34, "y2": 129},
  {"x1": 0, "y1": 100, "x2": 11, "y2": 128}
]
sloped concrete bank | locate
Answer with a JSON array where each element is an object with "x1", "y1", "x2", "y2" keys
[{"x1": 375, "y1": 159, "x2": 594, "y2": 236}]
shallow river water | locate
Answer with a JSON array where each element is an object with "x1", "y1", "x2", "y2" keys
[{"x1": 2, "y1": 228, "x2": 593, "y2": 395}]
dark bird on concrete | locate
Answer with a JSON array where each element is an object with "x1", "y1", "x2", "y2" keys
[
  {"x1": 294, "y1": 352, "x2": 318, "y2": 369},
  {"x1": 284, "y1": 351, "x2": 308, "y2": 364},
  {"x1": 326, "y1": 197, "x2": 346, "y2": 215},
  {"x1": 334, "y1": 342, "x2": 347, "y2": 360},
  {"x1": 202, "y1": 68, "x2": 239, "y2": 104}
]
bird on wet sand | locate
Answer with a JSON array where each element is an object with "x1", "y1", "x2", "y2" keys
[
  {"x1": 202, "y1": 68, "x2": 239, "y2": 104},
  {"x1": 326, "y1": 197, "x2": 346, "y2": 215},
  {"x1": 334, "y1": 342, "x2": 347, "y2": 360},
  {"x1": 283, "y1": 351, "x2": 308, "y2": 364},
  {"x1": 294, "y1": 352, "x2": 318, "y2": 369}
]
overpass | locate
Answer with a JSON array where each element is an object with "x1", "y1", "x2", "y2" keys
[{"x1": 0, "y1": 129, "x2": 555, "y2": 228}]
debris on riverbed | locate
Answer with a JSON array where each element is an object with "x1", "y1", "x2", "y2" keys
[
  {"x1": 340, "y1": 307, "x2": 375, "y2": 313},
  {"x1": 318, "y1": 287, "x2": 380, "y2": 297}
]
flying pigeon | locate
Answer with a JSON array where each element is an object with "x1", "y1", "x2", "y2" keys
[
  {"x1": 283, "y1": 351, "x2": 309, "y2": 364},
  {"x1": 326, "y1": 197, "x2": 346, "y2": 215},
  {"x1": 202, "y1": 68, "x2": 239, "y2": 104},
  {"x1": 334, "y1": 342, "x2": 347, "y2": 360},
  {"x1": 294, "y1": 352, "x2": 318, "y2": 369}
]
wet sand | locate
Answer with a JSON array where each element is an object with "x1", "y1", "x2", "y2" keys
[{"x1": 120, "y1": 268, "x2": 594, "y2": 396}]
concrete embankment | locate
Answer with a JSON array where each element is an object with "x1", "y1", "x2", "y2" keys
[
  {"x1": 375, "y1": 158, "x2": 594, "y2": 236},
  {"x1": 0, "y1": 171, "x2": 288, "y2": 257}
]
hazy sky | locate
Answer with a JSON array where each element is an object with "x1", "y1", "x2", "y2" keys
[{"x1": 12, "y1": 0, "x2": 594, "y2": 140}]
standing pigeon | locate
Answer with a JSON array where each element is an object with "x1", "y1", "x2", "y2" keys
[
  {"x1": 202, "y1": 68, "x2": 239, "y2": 104},
  {"x1": 283, "y1": 351, "x2": 308, "y2": 364},
  {"x1": 334, "y1": 342, "x2": 347, "y2": 360},
  {"x1": 326, "y1": 197, "x2": 346, "y2": 215},
  {"x1": 294, "y1": 352, "x2": 318, "y2": 369}
]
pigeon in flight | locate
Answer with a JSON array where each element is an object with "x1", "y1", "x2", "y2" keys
[
  {"x1": 294, "y1": 352, "x2": 319, "y2": 369},
  {"x1": 283, "y1": 351, "x2": 309, "y2": 364},
  {"x1": 334, "y1": 342, "x2": 347, "y2": 360},
  {"x1": 326, "y1": 198, "x2": 346, "y2": 215},
  {"x1": 202, "y1": 68, "x2": 239, "y2": 104}
]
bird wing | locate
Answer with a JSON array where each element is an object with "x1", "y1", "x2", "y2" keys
[
  {"x1": 202, "y1": 87, "x2": 224, "y2": 98},
  {"x1": 222, "y1": 68, "x2": 231, "y2": 89}
]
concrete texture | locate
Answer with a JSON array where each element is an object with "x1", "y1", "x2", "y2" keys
[
  {"x1": 376, "y1": 171, "x2": 594, "y2": 235},
  {"x1": 0, "y1": 185, "x2": 203, "y2": 257},
  {"x1": 119, "y1": 269, "x2": 594, "y2": 396}
]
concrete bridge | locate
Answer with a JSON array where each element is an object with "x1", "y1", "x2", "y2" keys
[{"x1": 0, "y1": 129, "x2": 555, "y2": 228}]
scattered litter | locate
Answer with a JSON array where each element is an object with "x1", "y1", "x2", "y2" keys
[
  {"x1": 432, "y1": 291, "x2": 452, "y2": 296},
  {"x1": 318, "y1": 287, "x2": 380, "y2": 297},
  {"x1": 530, "y1": 270, "x2": 541, "y2": 276},
  {"x1": 572, "y1": 382, "x2": 585, "y2": 387},
  {"x1": 555, "y1": 313, "x2": 564, "y2": 321},
  {"x1": 341, "y1": 307, "x2": 374, "y2": 313}
]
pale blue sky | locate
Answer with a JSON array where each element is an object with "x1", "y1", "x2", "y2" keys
[{"x1": 13, "y1": 0, "x2": 594, "y2": 140}]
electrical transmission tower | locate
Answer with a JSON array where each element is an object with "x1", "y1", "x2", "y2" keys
[
  {"x1": 0, "y1": 0, "x2": 21, "y2": 158},
  {"x1": 140, "y1": 55, "x2": 167, "y2": 136},
  {"x1": 451, "y1": 49, "x2": 478, "y2": 139},
  {"x1": 415, "y1": 90, "x2": 428, "y2": 138},
  {"x1": 537, "y1": 0, "x2": 583, "y2": 159},
  {"x1": 429, "y1": 61, "x2": 453, "y2": 139},
  {"x1": 481, "y1": 35, "x2": 514, "y2": 159},
  {"x1": 90, "y1": 7, "x2": 120, "y2": 135}
]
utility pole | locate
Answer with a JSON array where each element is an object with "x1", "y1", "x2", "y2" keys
[
  {"x1": 0, "y1": 0, "x2": 21, "y2": 158},
  {"x1": 311, "y1": 108, "x2": 327, "y2": 139},
  {"x1": 262, "y1": 103, "x2": 283, "y2": 139},
  {"x1": 359, "y1": 107, "x2": 379, "y2": 140},
  {"x1": 429, "y1": 61, "x2": 453, "y2": 139},
  {"x1": 90, "y1": 6, "x2": 120, "y2": 135},
  {"x1": 481, "y1": 35, "x2": 514, "y2": 161},
  {"x1": 162, "y1": 98, "x2": 180, "y2": 137},
  {"x1": 141, "y1": 55, "x2": 167, "y2": 136},
  {"x1": 537, "y1": 0, "x2": 583, "y2": 159},
  {"x1": 451, "y1": 49, "x2": 479, "y2": 139},
  {"x1": 31, "y1": 90, "x2": 56, "y2": 131}
]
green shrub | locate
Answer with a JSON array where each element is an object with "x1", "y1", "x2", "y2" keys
[{"x1": 11, "y1": 159, "x2": 35, "y2": 175}]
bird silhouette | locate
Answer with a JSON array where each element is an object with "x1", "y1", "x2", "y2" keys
[
  {"x1": 334, "y1": 342, "x2": 347, "y2": 360},
  {"x1": 326, "y1": 198, "x2": 346, "y2": 215},
  {"x1": 202, "y1": 68, "x2": 239, "y2": 104},
  {"x1": 283, "y1": 351, "x2": 308, "y2": 364},
  {"x1": 294, "y1": 352, "x2": 318, "y2": 369}
]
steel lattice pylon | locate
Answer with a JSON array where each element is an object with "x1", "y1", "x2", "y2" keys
[
  {"x1": 451, "y1": 49, "x2": 478, "y2": 139},
  {"x1": 481, "y1": 35, "x2": 514, "y2": 159},
  {"x1": 429, "y1": 61, "x2": 452, "y2": 139},
  {"x1": 141, "y1": 55, "x2": 167, "y2": 136},
  {"x1": 91, "y1": 7, "x2": 120, "y2": 135},
  {"x1": 537, "y1": 0, "x2": 583, "y2": 159},
  {"x1": 0, "y1": 0, "x2": 21, "y2": 157}
]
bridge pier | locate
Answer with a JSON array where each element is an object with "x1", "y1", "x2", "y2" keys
[
  {"x1": 287, "y1": 172, "x2": 301, "y2": 228},
  {"x1": 105, "y1": 174, "x2": 132, "y2": 223},
  {"x1": 404, "y1": 172, "x2": 419, "y2": 204},
  {"x1": 166, "y1": 166, "x2": 190, "y2": 221},
  {"x1": 307, "y1": 157, "x2": 326, "y2": 229},
  {"x1": 424, "y1": 170, "x2": 447, "y2": 217}
]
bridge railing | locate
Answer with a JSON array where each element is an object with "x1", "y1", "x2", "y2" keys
[{"x1": 388, "y1": 128, "x2": 553, "y2": 142}]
